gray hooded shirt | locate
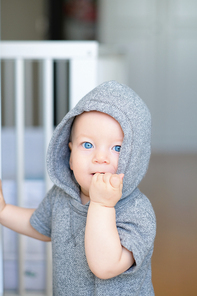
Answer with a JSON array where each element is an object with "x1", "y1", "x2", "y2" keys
[{"x1": 30, "y1": 81, "x2": 156, "y2": 295}]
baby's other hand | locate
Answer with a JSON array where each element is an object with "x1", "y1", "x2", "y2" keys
[
  {"x1": 89, "y1": 173, "x2": 124, "y2": 207},
  {"x1": 0, "y1": 180, "x2": 6, "y2": 215}
]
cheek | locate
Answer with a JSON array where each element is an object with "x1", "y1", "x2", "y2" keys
[
  {"x1": 70, "y1": 151, "x2": 86, "y2": 174},
  {"x1": 113, "y1": 155, "x2": 120, "y2": 172}
]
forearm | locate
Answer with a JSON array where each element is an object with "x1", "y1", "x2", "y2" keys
[
  {"x1": 0, "y1": 204, "x2": 50, "y2": 242},
  {"x1": 85, "y1": 201, "x2": 134, "y2": 279}
]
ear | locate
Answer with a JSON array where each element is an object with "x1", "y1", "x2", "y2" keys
[
  {"x1": 68, "y1": 142, "x2": 73, "y2": 170},
  {"x1": 68, "y1": 142, "x2": 72, "y2": 151}
]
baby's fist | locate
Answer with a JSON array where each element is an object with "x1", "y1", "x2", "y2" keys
[
  {"x1": 110, "y1": 174, "x2": 124, "y2": 189},
  {"x1": 89, "y1": 173, "x2": 124, "y2": 207}
]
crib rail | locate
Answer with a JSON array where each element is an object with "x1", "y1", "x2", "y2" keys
[{"x1": 0, "y1": 41, "x2": 98, "y2": 295}]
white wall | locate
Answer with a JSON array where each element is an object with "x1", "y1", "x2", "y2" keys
[{"x1": 98, "y1": 0, "x2": 197, "y2": 152}]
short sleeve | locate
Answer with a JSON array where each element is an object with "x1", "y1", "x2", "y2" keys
[
  {"x1": 116, "y1": 193, "x2": 156, "y2": 272},
  {"x1": 30, "y1": 185, "x2": 56, "y2": 238}
]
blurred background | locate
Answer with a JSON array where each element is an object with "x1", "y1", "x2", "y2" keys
[{"x1": 1, "y1": 0, "x2": 197, "y2": 295}]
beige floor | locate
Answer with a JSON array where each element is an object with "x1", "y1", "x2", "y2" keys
[{"x1": 139, "y1": 153, "x2": 197, "y2": 296}]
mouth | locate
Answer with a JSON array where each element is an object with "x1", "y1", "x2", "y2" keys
[{"x1": 91, "y1": 172, "x2": 105, "y2": 175}]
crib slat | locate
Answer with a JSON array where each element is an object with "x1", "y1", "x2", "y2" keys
[
  {"x1": 15, "y1": 59, "x2": 25, "y2": 295},
  {"x1": 69, "y1": 58, "x2": 97, "y2": 109},
  {"x1": 43, "y1": 59, "x2": 53, "y2": 296},
  {"x1": 4, "y1": 61, "x2": 15, "y2": 126},
  {"x1": 43, "y1": 58, "x2": 53, "y2": 192}
]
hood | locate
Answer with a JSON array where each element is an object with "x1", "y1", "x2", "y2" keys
[{"x1": 46, "y1": 81, "x2": 151, "y2": 202}]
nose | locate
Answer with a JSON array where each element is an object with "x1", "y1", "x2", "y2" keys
[{"x1": 92, "y1": 149, "x2": 110, "y2": 164}]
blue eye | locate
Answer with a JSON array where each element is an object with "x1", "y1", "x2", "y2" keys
[
  {"x1": 113, "y1": 145, "x2": 121, "y2": 152},
  {"x1": 82, "y1": 142, "x2": 93, "y2": 149}
]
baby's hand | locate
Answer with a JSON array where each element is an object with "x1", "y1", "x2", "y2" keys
[
  {"x1": 89, "y1": 173, "x2": 124, "y2": 207},
  {"x1": 0, "y1": 180, "x2": 6, "y2": 215}
]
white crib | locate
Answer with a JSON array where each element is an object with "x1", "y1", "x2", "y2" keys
[{"x1": 0, "y1": 41, "x2": 98, "y2": 295}]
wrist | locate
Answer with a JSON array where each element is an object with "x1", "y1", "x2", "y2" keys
[
  {"x1": 89, "y1": 200, "x2": 115, "y2": 209},
  {"x1": 87, "y1": 201, "x2": 116, "y2": 228}
]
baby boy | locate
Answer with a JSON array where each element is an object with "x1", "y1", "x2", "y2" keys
[{"x1": 0, "y1": 81, "x2": 156, "y2": 296}]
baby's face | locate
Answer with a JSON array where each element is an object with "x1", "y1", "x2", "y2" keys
[{"x1": 69, "y1": 111, "x2": 124, "y2": 201}]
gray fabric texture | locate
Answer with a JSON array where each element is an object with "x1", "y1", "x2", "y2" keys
[{"x1": 30, "y1": 80, "x2": 156, "y2": 295}]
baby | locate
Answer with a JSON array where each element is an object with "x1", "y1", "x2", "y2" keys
[
  {"x1": 0, "y1": 81, "x2": 156, "y2": 295},
  {"x1": 69, "y1": 111, "x2": 134, "y2": 278}
]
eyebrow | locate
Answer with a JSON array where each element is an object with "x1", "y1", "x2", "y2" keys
[{"x1": 74, "y1": 134, "x2": 124, "y2": 142}]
